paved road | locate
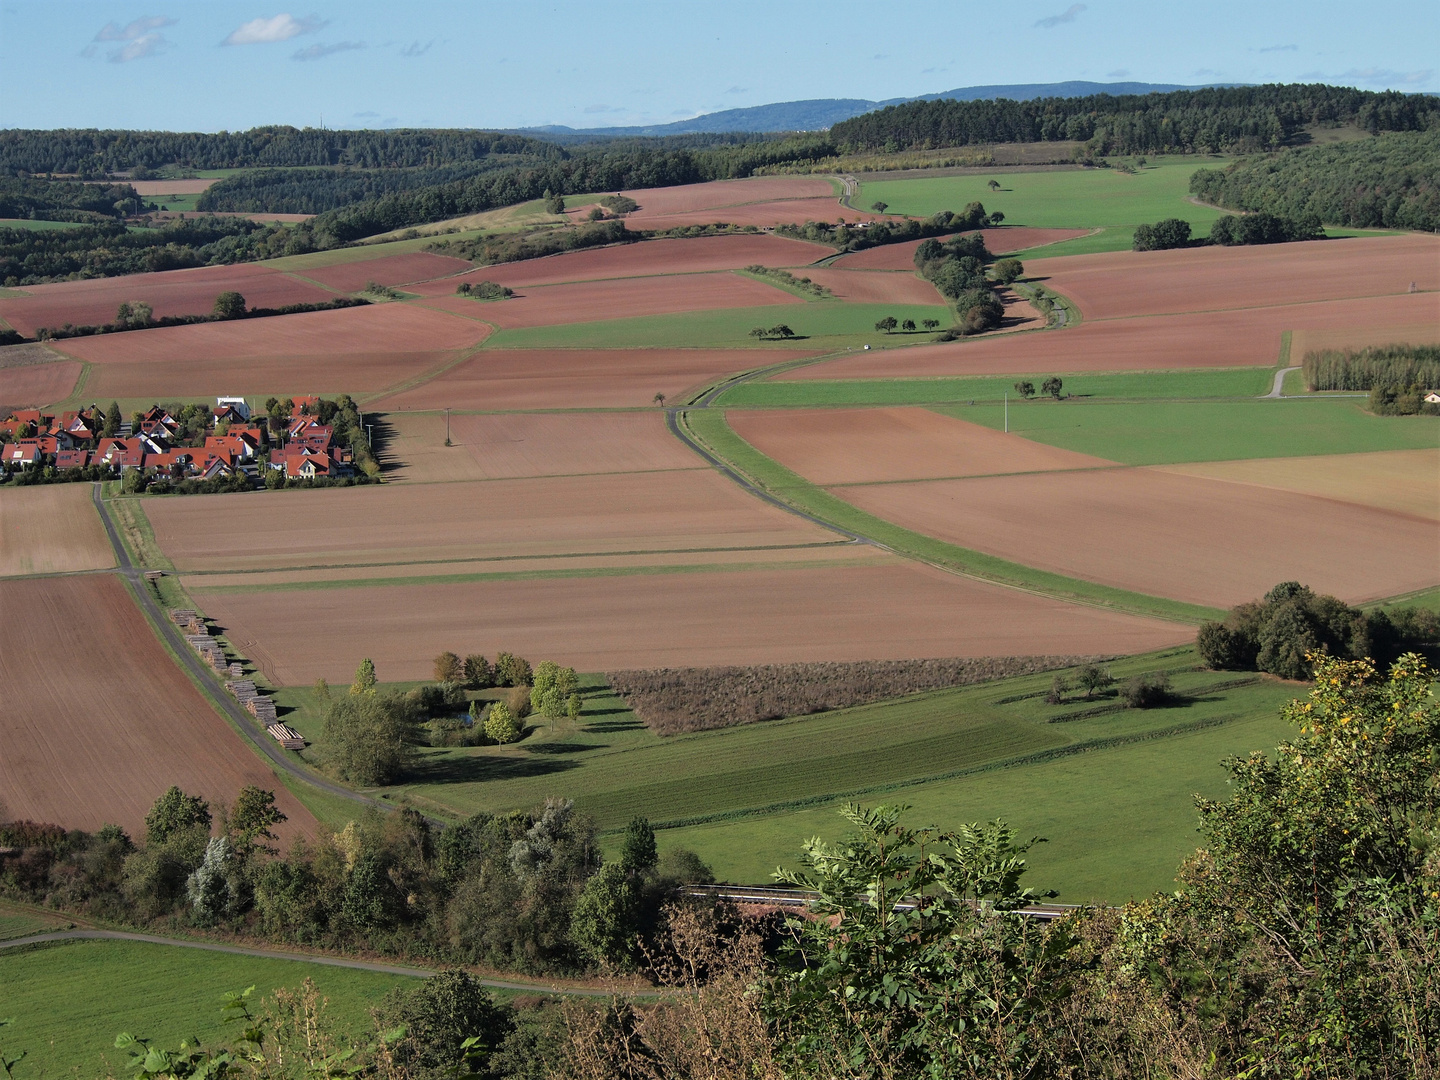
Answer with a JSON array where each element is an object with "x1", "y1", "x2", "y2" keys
[
  {"x1": 1263, "y1": 366, "x2": 1301, "y2": 398},
  {"x1": 0, "y1": 928, "x2": 630, "y2": 996},
  {"x1": 90, "y1": 485, "x2": 386, "y2": 814}
]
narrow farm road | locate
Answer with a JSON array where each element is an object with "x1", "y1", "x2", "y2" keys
[
  {"x1": 0, "y1": 928, "x2": 636, "y2": 997},
  {"x1": 1263, "y1": 366, "x2": 1301, "y2": 398}
]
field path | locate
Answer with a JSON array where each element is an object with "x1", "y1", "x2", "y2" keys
[{"x1": 1263, "y1": 366, "x2": 1299, "y2": 398}]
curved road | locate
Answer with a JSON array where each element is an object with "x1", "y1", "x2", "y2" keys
[
  {"x1": 90, "y1": 485, "x2": 389, "y2": 815},
  {"x1": 1263, "y1": 365, "x2": 1300, "y2": 398}
]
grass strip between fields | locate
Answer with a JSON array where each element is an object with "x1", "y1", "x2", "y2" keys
[{"x1": 681, "y1": 407, "x2": 1222, "y2": 625}]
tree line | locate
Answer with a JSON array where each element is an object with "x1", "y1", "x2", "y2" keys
[
  {"x1": 0, "y1": 174, "x2": 142, "y2": 222},
  {"x1": 1303, "y1": 343, "x2": 1440, "y2": 392},
  {"x1": 1189, "y1": 128, "x2": 1440, "y2": 231},
  {"x1": 1132, "y1": 212, "x2": 1323, "y2": 251},
  {"x1": 828, "y1": 84, "x2": 1440, "y2": 155}
]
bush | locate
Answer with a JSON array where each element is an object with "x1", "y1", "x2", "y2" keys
[
  {"x1": 992, "y1": 257, "x2": 1024, "y2": 284},
  {"x1": 1121, "y1": 672, "x2": 1172, "y2": 708},
  {"x1": 1132, "y1": 218, "x2": 1191, "y2": 250},
  {"x1": 379, "y1": 969, "x2": 512, "y2": 1079}
]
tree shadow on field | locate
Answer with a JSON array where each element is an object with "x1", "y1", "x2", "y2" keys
[
  {"x1": 370, "y1": 415, "x2": 402, "y2": 475},
  {"x1": 524, "y1": 741, "x2": 601, "y2": 755},
  {"x1": 407, "y1": 753, "x2": 581, "y2": 785},
  {"x1": 585, "y1": 718, "x2": 647, "y2": 734}
]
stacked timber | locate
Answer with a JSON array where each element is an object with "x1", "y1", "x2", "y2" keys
[
  {"x1": 168, "y1": 608, "x2": 206, "y2": 636},
  {"x1": 184, "y1": 632, "x2": 227, "y2": 671},
  {"x1": 266, "y1": 723, "x2": 306, "y2": 750}
]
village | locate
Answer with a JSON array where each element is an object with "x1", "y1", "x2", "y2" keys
[{"x1": 0, "y1": 395, "x2": 363, "y2": 487}]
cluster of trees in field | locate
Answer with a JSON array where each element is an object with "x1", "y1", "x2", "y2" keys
[
  {"x1": 429, "y1": 218, "x2": 636, "y2": 266},
  {"x1": 1014, "y1": 376, "x2": 1065, "y2": 399},
  {"x1": 0, "y1": 216, "x2": 300, "y2": 286},
  {"x1": 28, "y1": 291, "x2": 366, "y2": 343},
  {"x1": 1304, "y1": 343, "x2": 1440, "y2": 391},
  {"x1": 911, "y1": 228, "x2": 1014, "y2": 334},
  {"x1": 0, "y1": 174, "x2": 143, "y2": 222},
  {"x1": 1132, "y1": 212, "x2": 1324, "y2": 251},
  {"x1": 1044, "y1": 662, "x2": 1174, "y2": 709},
  {"x1": 455, "y1": 279, "x2": 513, "y2": 300},
  {"x1": 774, "y1": 200, "x2": 996, "y2": 253},
  {"x1": 1190, "y1": 129, "x2": 1440, "y2": 231},
  {"x1": 25, "y1": 650, "x2": 1440, "y2": 1077},
  {"x1": 1198, "y1": 580, "x2": 1439, "y2": 680},
  {"x1": 829, "y1": 84, "x2": 1440, "y2": 156},
  {"x1": 743, "y1": 264, "x2": 831, "y2": 297}
]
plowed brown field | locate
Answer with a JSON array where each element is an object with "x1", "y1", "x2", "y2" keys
[
  {"x1": 408, "y1": 234, "x2": 830, "y2": 294},
  {"x1": 619, "y1": 176, "x2": 838, "y2": 217},
  {"x1": 833, "y1": 468, "x2": 1439, "y2": 607},
  {"x1": 385, "y1": 410, "x2": 704, "y2": 482},
  {"x1": 146, "y1": 469, "x2": 835, "y2": 572},
  {"x1": 632, "y1": 199, "x2": 877, "y2": 231},
  {"x1": 299, "y1": 252, "x2": 474, "y2": 293},
  {"x1": 127, "y1": 179, "x2": 217, "y2": 195},
  {"x1": 1029, "y1": 234, "x2": 1440, "y2": 321},
  {"x1": 193, "y1": 561, "x2": 1190, "y2": 684},
  {"x1": 780, "y1": 293, "x2": 1437, "y2": 379},
  {"x1": 476, "y1": 273, "x2": 800, "y2": 329},
  {"x1": 374, "y1": 348, "x2": 814, "y2": 410},
  {"x1": 0, "y1": 575, "x2": 316, "y2": 837},
  {"x1": 52, "y1": 302, "x2": 487, "y2": 364},
  {"x1": 0, "y1": 485, "x2": 114, "y2": 576},
  {"x1": 832, "y1": 227, "x2": 1091, "y2": 270},
  {"x1": 1290, "y1": 322, "x2": 1440, "y2": 357},
  {"x1": 799, "y1": 269, "x2": 944, "y2": 305},
  {"x1": 730, "y1": 407, "x2": 1115, "y2": 485},
  {"x1": 0, "y1": 360, "x2": 81, "y2": 409},
  {"x1": 0, "y1": 264, "x2": 335, "y2": 337}
]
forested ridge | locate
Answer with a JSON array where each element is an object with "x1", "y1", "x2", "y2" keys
[
  {"x1": 829, "y1": 84, "x2": 1440, "y2": 154},
  {"x1": 1190, "y1": 128, "x2": 1440, "y2": 230}
]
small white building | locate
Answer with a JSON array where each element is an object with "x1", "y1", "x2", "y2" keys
[
  {"x1": 1424, "y1": 393, "x2": 1440, "y2": 404},
  {"x1": 216, "y1": 397, "x2": 251, "y2": 421}
]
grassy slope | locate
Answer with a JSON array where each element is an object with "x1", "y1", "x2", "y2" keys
[
  {"x1": 684, "y1": 407, "x2": 1219, "y2": 623},
  {"x1": 940, "y1": 398, "x2": 1440, "y2": 465},
  {"x1": 483, "y1": 302, "x2": 951, "y2": 352},
  {"x1": 715, "y1": 367, "x2": 1274, "y2": 408},
  {"x1": 858, "y1": 158, "x2": 1229, "y2": 256},
  {"x1": 0, "y1": 939, "x2": 414, "y2": 1074}
]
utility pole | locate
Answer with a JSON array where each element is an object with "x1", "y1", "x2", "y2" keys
[
  {"x1": 1004, "y1": 391, "x2": 1008, "y2": 433},
  {"x1": 444, "y1": 408, "x2": 451, "y2": 446}
]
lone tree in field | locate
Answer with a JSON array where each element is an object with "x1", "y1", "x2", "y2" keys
[
  {"x1": 769, "y1": 324, "x2": 795, "y2": 339},
  {"x1": 213, "y1": 291, "x2": 246, "y2": 320},
  {"x1": 433, "y1": 651, "x2": 463, "y2": 684},
  {"x1": 543, "y1": 189, "x2": 565, "y2": 215},
  {"x1": 870, "y1": 201, "x2": 888, "y2": 213},
  {"x1": 1014, "y1": 380, "x2": 1036, "y2": 399},
  {"x1": 1042, "y1": 376, "x2": 1064, "y2": 400},
  {"x1": 351, "y1": 658, "x2": 378, "y2": 696},
  {"x1": 902, "y1": 319, "x2": 916, "y2": 332},
  {"x1": 875, "y1": 316, "x2": 899, "y2": 334},
  {"x1": 653, "y1": 393, "x2": 666, "y2": 407},
  {"x1": 922, "y1": 318, "x2": 940, "y2": 331},
  {"x1": 749, "y1": 326, "x2": 769, "y2": 339},
  {"x1": 1076, "y1": 664, "x2": 1113, "y2": 699}
]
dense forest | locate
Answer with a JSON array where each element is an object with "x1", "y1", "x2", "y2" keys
[
  {"x1": 828, "y1": 84, "x2": 1440, "y2": 155},
  {"x1": 0, "y1": 175, "x2": 142, "y2": 222},
  {"x1": 1189, "y1": 128, "x2": 1440, "y2": 230},
  {"x1": 195, "y1": 159, "x2": 533, "y2": 215}
]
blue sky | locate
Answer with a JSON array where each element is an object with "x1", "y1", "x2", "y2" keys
[{"x1": 1, "y1": 1, "x2": 1435, "y2": 131}]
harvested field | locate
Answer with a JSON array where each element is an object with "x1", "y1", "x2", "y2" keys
[
  {"x1": 374, "y1": 348, "x2": 813, "y2": 411},
  {"x1": 797, "y1": 268, "x2": 943, "y2": 305},
  {"x1": 834, "y1": 468, "x2": 1440, "y2": 607},
  {"x1": 52, "y1": 301, "x2": 487, "y2": 364},
  {"x1": 780, "y1": 293, "x2": 1438, "y2": 379},
  {"x1": 730, "y1": 407, "x2": 1115, "y2": 485},
  {"x1": 1290, "y1": 322, "x2": 1440, "y2": 357},
  {"x1": 146, "y1": 469, "x2": 835, "y2": 572},
  {"x1": 126, "y1": 178, "x2": 217, "y2": 195},
  {"x1": 408, "y1": 233, "x2": 831, "y2": 293},
  {"x1": 0, "y1": 575, "x2": 315, "y2": 838},
  {"x1": 0, "y1": 485, "x2": 114, "y2": 576},
  {"x1": 609, "y1": 656, "x2": 1106, "y2": 735},
  {"x1": 299, "y1": 252, "x2": 473, "y2": 293},
  {"x1": 832, "y1": 227, "x2": 1091, "y2": 270},
  {"x1": 1030, "y1": 234, "x2": 1440, "y2": 321},
  {"x1": 472, "y1": 273, "x2": 801, "y2": 329},
  {"x1": 384, "y1": 410, "x2": 704, "y2": 483},
  {"x1": 631, "y1": 198, "x2": 875, "y2": 231},
  {"x1": 193, "y1": 562, "x2": 1190, "y2": 685},
  {"x1": 619, "y1": 176, "x2": 838, "y2": 217},
  {"x1": 0, "y1": 265, "x2": 334, "y2": 338},
  {"x1": 1156, "y1": 449, "x2": 1440, "y2": 522},
  {"x1": 0, "y1": 360, "x2": 81, "y2": 410}
]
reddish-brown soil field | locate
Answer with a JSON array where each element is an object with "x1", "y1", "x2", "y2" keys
[
  {"x1": 730, "y1": 407, "x2": 1114, "y2": 485},
  {"x1": 631, "y1": 199, "x2": 880, "y2": 231},
  {"x1": 0, "y1": 575, "x2": 316, "y2": 838},
  {"x1": 832, "y1": 227, "x2": 1092, "y2": 270},
  {"x1": 127, "y1": 178, "x2": 217, "y2": 195},
  {"x1": 52, "y1": 301, "x2": 487, "y2": 364},
  {"x1": 0, "y1": 485, "x2": 114, "y2": 576},
  {"x1": 619, "y1": 176, "x2": 839, "y2": 217},
  {"x1": 1030, "y1": 234, "x2": 1440, "y2": 321},
  {"x1": 146, "y1": 469, "x2": 835, "y2": 572},
  {"x1": 0, "y1": 264, "x2": 335, "y2": 338},
  {"x1": 388, "y1": 410, "x2": 705, "y2": 482},
  {"x1": 0, "y1": 360, "x2": 82, "y2": 409},
  {"x1": 471, "y1": 272, "x2": 801, "y2": 329},
  {"x1": 298, "y1": 252, "x2": 474, "y2": 293},
  {"x1": 408, "y1": 234, "x2": 831, "y2": 295},
  {"x1": 1291, "y1": 321, "x2": 1440, "y2": 357},
  {"x1": 799, "y1": 268, "x2": 944, "y2": 305},
  {"x1": 194, "y1": 561, "x2": 1190, "y2": 684},
  {"x1": 834, "y1": 468, "x2": 1439, "y2": 608},
  {"x1": 375, "y1": 348, "x2": 814, "y2": 411},
  {"x1": 779, "y1": 293, "x2": 1437, "y2": 379}
]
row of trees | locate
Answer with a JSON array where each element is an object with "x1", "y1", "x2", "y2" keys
[
  {"x1": 1198, "y1": 580, "x2": 1439, "y2": 680},
  {"x1": 829, "y1": 84, "x2": 1440, "y2": 155},
  {"x1": 1132, "y1": 212, "x2": 1324, "y2": 252},
  {"x1": 1014, "y1": 376, "x2": 1064, "y2": 399},
  {"x1": 1190, "y1": 128, "x2": 1440, "y2": 231},
  {"x1": 1302, "y1": 343, "x2": 1440, "y2": 392}
]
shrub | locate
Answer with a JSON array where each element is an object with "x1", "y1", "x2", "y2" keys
[
  {"x1": 992, "y1": 257, "x2": 1023, "y2": 283},
  {"x1": 1132, "y1": 218, "x2": 1191, "y2": 250},
  {"x1": 1121, "y1": 672, "x2": 1172, "y2": 708}
]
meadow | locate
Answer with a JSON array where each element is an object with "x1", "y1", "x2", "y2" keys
[{"x1": 0, "y1": 939, "x2": 416, "y2": 1075}]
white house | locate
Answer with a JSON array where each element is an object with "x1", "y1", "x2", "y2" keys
[{"x1": 216, "y1": 397, "x2": 251, "y2": 421}]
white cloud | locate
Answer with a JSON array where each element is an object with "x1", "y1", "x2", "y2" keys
[
  {"x1": 1258, "y1": 43, "x2": 1298, "y2": 53},
  {"x1": 111, "y1": 33, "x2": 169, "y2": 62},
  {"x1": 1329, "y1": 66, "x2": 1435, "y2": 86},
  {"x1": 584, "y1": 104, "x2": 623, "y2": 114},
  {"x1": 95, "y1": 15, "x2": 174, "y2": 41},
  {"x1": 85, "y1": 15, "x2": 175, "y2": 61},
  {"x1": 1034, "y1": 4, "x2": 1086, "y2": 29},
  {"x1": 1107, "y1": 68, "x2": 1131, "y2": 77},
  {"x1": 223, "y1": 13, "x2": 326, "y2": 46},
  {"x1": 293, "y1": 40, "x2": 364, "y2": 61}
]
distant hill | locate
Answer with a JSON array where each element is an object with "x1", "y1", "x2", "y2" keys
[{"x1": 523, "y1": 82, "x2": 1224, "y2": 138}]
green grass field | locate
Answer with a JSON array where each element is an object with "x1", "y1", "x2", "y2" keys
[
  {"x1": 858, "y1": 158, "x2": 1230, "y2": 256},
  {"x1": 715, "y1": 367, "x2": 1273, "y2": 408},
  {"x1": 483, "y1": 302, "x2": 952, "y2": 352},
  {"x1": 0, "y1": 218, "x2": 87, "y2": 231},
  {"x1": 0, "y1": 939, "x2": 415, "y2": 1075},
  {"x1": 941, "y1": 397, "x2": 1440, "y2": 465}
]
